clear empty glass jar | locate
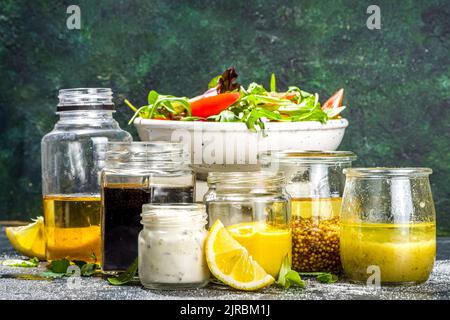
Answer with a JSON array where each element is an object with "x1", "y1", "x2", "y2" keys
[
  {"x1": 101, "y1": 142, "x2": 194, "y2": 273},
  {"x1": 340, "y1": 168, "x2": 436, "y2": 284},
  {"x1": 204, "y1": 171, "x2": 291, "y2": 277},
  {"x1": 139, "y1": 204, "x2": 210, "y2": 290},
  {"x1": 41, "y1": 88, "x2": 132, "y2": 262},
  {"x1": 259, "y1": 151, "x2": 357, "y2": 272}
]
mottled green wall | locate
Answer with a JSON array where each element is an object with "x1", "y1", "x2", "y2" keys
[{"x1": 0, "y1": 0, "x2": 449, "y2": 233}]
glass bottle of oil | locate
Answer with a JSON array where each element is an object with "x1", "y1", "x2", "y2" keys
[
  {"x1": 41, "y1": 88, "x2": 132, "y2": 262},
  {"x1": 259, "y1": 151, "x2": 356, "y2": 272}
]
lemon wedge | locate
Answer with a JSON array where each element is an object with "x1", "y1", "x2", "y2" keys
[
  {"x1": 5, "y1": 217, "x2": 46, "y2": 260},
  {"x1": 205, "y1": 220, "x2": 274, "y2": 291}
]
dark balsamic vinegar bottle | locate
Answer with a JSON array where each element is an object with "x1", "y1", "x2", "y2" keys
[{"x1": 101, "y1": 142, "x2": 194, "y2": 273}]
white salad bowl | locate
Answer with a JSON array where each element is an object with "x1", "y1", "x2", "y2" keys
[
  {"x1": 134, "y1": 117, "x2": 348, "y2": 157},
  {"x1": 134, "y1": 117, "x2": 349, "y2": 199}
]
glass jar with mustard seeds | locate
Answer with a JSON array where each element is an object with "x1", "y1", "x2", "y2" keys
[{"x1": 259, "y1": 151, "x2": 357, "y2": 272}]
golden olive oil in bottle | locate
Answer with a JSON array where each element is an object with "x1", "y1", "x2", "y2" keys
[{"x1": 43, "y1": 195, "x2": 102, "y2": 263}]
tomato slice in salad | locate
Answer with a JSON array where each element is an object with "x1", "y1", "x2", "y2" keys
[
  {"x1": 189, "y1": 92, "x2": 240, "y2": 118},
  {"x1": 322, "y1": 88, "x2": 344, "y2": 110}
]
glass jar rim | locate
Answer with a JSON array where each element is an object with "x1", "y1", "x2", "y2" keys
[
  {"x1": 108, "y1": 140, "x2": 181, "y2": 146},
  {"x1": 258, "y1": 150, "x2": 357, "y2": 164},
  {"x1": 58, "y1": 88, "x2": 114, "y2": 111},
  {"x1": 141, "y1": 203, "x2": 207, "y2": 226},
  {"x1": 106, "y1": 141, "x2": 187, "y2": 163},
  {"x1": 344, "y1": 167, "x2": 432, "y2": 178},
  {"x1": 207, "y1": 171, "x2": 285, "y2": 187}
]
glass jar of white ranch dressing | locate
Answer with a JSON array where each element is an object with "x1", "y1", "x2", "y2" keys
[{"x1": 138, "y1": 204, "x2": 210, "y2": 289}]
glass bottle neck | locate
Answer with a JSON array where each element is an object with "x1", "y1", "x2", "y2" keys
[{"x1": 55, "y1": 110, "x2": 119, "y2": 128}]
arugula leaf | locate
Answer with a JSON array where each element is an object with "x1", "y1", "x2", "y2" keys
[
  {"x1": 147, "y1": 90, "x2": 159, "y2": 105},
  {"x1": 2, "y1": 257, "x2": 39, "y2": 268},
  {"x1": 127, "y1": 91, "x2": 191, "y2": 124},
  {"x1": 107, "y1": 258, "x2": 138, "y2": 286},
  {"x1": 208, "y1": 75, "x2": 222, "y2": 89},
  {"x1": 286, "y1": 86, "x2": 301, "y2": 94},
  {"x1": 40, "y1": 258, "x2": 99, "y2": 279},
  {"x1": 278, "y1": 94, "x2": 328, "y2": 123},
  {"x1": 180, "y1": 116, "x2": 205, "y2": 121},
  {"x1": 317, "y1": 273, "x2": 338, "y2": 284},
  {"x1": 80, "y1": 263, "x2": 98, "y2": 277},
  {"x1": 124, "y1": 99, "x2": 137, "y2": 112},
  {"x1": 71, "y1": 260, "x2": 99, "y2": 277},
  {"x1": 246, "y1": 82, "x2": 268, "y2": 95},
  {"x1": 324, "y1": 106, "x2": 346, "y2": 119},
  {"x1": 207, "y1": 110, "x2": 237, "y2": 122},
  {"x1": 270, "y1": 73, "x2": 276, "y2": 92},
  {"x1": 298, "y1": 272, "x2": 339, "y2": 284},
  {"x1": 276, "y1": 255, "x2": 306, "y2": 289},
  {"x1": 41, "y1": 271, "x2": 67, "y2": 279},
  {"x1": 47, "y1": 259, "x2": 70, "y2": 273}
]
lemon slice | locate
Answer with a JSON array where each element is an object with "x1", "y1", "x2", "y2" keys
[
  {"x1": 205, "y1": 220, "x2": 274, "y2": 291},
  {"x1": 5, "y1": 217, "x2": 46, "y2": 260}
]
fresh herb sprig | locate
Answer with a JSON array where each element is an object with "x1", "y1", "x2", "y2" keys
[
  {"x1": 107, "y1": 258, "x2": 138, "y2": 286},
  {"x1": 276, "y1": 255, "x2": 339, "y2": 289},
  {"x1": 2, "y1": 257, "x2": 40, "y2": 268},
  {"x1": 298, "y1": 272, "x2": 339, "y2": 284},
  {"x1": 40, "y1": 258, "x2": 100, "y2": 279},
  {"x1": 276, "y1": 255, "x2": 306, "y2": 289}
]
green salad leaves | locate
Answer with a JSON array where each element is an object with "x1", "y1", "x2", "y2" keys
[
  {"x1": 126, "y1": 68, "x2": 346, "y2": 132},
  {"x1": 127, "y1": 92, "x2": 190, "y2": 124}
]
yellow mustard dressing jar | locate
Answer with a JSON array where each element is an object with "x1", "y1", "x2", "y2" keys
[
  {"x1": 340, "y1": 168, "x2": 436, "y2": 285},
  {"x1": 204, "y1": 171, "x2": 291, "y2": 278}
]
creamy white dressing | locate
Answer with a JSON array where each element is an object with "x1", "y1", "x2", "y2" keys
[{"x1": 138, "y1": 204, "x2": 210, "y2": 289}]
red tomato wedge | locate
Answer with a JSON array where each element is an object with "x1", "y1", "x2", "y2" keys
[
  {"x1": 322, "y1": 88, "x2": 344, "y2": 110},
  {"x1": 189, "y1": 92, "x2": 240, "y2": 118}
]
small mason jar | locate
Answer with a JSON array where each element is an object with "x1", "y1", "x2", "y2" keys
[
  {"x1": 259, "y1": 151, "x2": 357, "y2": 272},
  {"x1": 101, "y1": 142, "x2": 194, "y2": 273},
  {"x1": 340, "y1": 168, "x2": 436, "y2": 285},
  {"x1": 138, "y1": 204, "x2": 210, "y2": 290},
  {"x1": 41, "y1": 88, "x2": 132, "y2": 262},
  {"x1": 204, "y1": 171, "x2": 291, "y2": 277}
]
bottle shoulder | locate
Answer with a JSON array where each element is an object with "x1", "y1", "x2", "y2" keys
[{"x1": 41, "y1": 126, "x2": 132, "y2": 143}]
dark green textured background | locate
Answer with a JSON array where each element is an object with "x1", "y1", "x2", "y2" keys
[{"x1": 0, "y1": 0, "x2": 449, "y2": 233}]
